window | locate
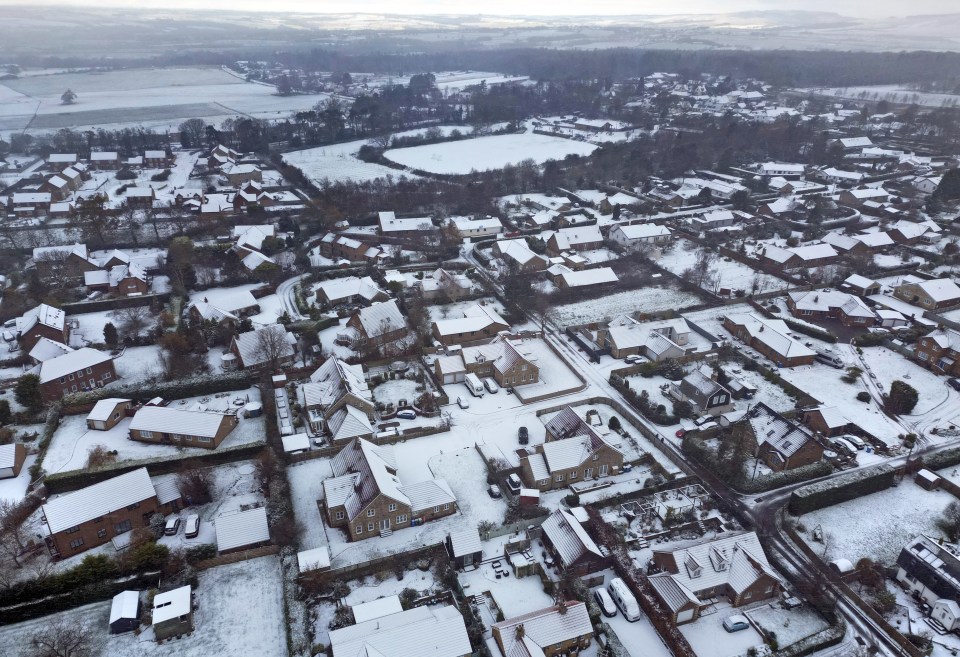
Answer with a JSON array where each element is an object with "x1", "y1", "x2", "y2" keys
[
  {"x1": 555, "y1": 474, "x2": 564, "y2": 482},
  {"x1": 68, "y1": 373, "x2": 74, "y2": 381},
  {"x1": 744, "y1": 591, "x2": 753, "y2": 600},
  {"x1": 140, "y1": 430, "x2": 154, "y2": 439},
  {"x1": 570, "y1": 470, "x2": 577, "y2": 479},
  {"x1": 521, "y1": 364, "x2": 528, "y2": 371},
  {"x1": 103, "y1": 372, "x2": 111, "y2": 380},
  {"x1": 539, "y1": 479, "x2": 549, "y2": 486},
  {"x1": 584, "y1": 468, "x2": 593, "y2": 479},
  {"x1": 599, "y1": 464, "x2": 609, "y2": 476},
  {"x1": 86, "y1": 367, "x2": 92, "y2": 374},
  {"x1": 335, "y1": 511, "x2": 344, "y2": 520},
  {"x1": 434, "y1": 506, "x2": 440, "y2": 513},
  {"x1": 367, "y1": 508, "x2": 375, "y2": 517},
  {"x1": 443, "y1": 504, "x2": 449, "y2": 511},
  {"x1": 97, "y1": 528, "x2": 107, "y2": 538},
  {"x1": 367, "y1": 522, "x2": 374, "y2": 532},
  {"x1": 114, "y1": 519, "x2": 132, "y2": 534},
  {"x1": 919, "y1": 351, "x2": 930, "y2": 361},
  {"x1": 93, "y1": 516, "x2": 104, "y2": 523},
  {"x1": 716, "y1": 394, "x2": 727, "y2": 404},
  {"x1": 65, "y1": 525, "x2": 80, "y2": 534},
  {"x1": 126, "y1": 502, "x2": 140, "y2": 510},
  {"x1": 356, "y1": 525, "x2": 363, "y2": 534},
  {"x1": 397, "y1": 515, "x2": 407, "y2": 524},
  {"x1": 69, "y1": 538, "x2": 84, "y2": 549},
  {"x1": 593, "y1": 454, "x2": 599, "y2": 461},
  {"x1": 388, "y1": 503, "x2": 397, "y2": 512},
  {"x1": 197, "y1": 436, "x2": 211, "y2": 444},
  {"x1": 800, "y1": 309, "x2": 813, "y2": 316},
  {"x1": 60, "y1": 376, "x2": 66, "y2": 383}
]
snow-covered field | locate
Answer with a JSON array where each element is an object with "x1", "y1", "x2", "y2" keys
[
  {"x1": 383, "y1": 132, "x2": 597, "y2": 175},
  {"x1": 795, "y1": 479, "x2": 955, "y2": 565},
  {"x1": 858, "y1": 346, "x2": 949, "y2": 416},
  {"x1": 0, "y1": 556, "x2": 286, "y2": 657},
  {"x1": 806, "y1": 85, "x2": 960, "y2": 108},
  {"x1": 680, "y1": 603, "x2": 765, "y2": 657},
  {"x1": 43, "y1": 387, "x2": 264, "y2": 474},
  {"x1": 0, "y1": 66, "x2": 329, "y2": 134},
  {"x1": 550, "y1": 286, "x2": 702, "y2": 327},
  {"x1": 659, "y1": 242, "x2": 787, "y2": 295},
  {"x1": 747, "y1": 604, "x2": 830, "y2": 649}
]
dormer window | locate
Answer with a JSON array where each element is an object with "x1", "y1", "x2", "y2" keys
[{"x1": 685, "y1": 554, "x2": 702, "y2": 578}]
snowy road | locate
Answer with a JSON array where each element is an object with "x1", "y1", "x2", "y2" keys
[{"x1": 276, "y1": 274, "x2": 307, "y2": 321}]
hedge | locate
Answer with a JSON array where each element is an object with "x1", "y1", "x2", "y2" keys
[
  {"x1": 919, "y1": 446, "x2": 960, "y2": 471},
  {"x1": 61, "y1": 372, "x2": 259, "y2": 412},
  {"x1": 781, "y1": 317, "x2": 838, "y2": 344},
  {"x1": 44, "y1": 440, "x2": 266, "y2": 494},
  {"x1": 789, "y1": 463, "x2": 896, "y2": 515}
]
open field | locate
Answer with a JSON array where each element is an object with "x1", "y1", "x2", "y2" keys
[
  {"x1": 383, "y1": 131, "x2": 597, "y2": 175},
  {"x1": 550, "y1": 286, "x2": 702, "y2": 327},
  {"x1": 0, "y1": 66, "x2": 330, "y2": 133},
  {"x1": 803, "y1": 85, "x2": 960, "y2": 108}
]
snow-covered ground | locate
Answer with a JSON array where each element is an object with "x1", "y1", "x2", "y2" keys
[
  {"x1": 746, "y1": 603, "x2": 830, "y2": 649},
  {"x1": 371, "y1": 378, "x2": 422, "y2": 406},
  {"x1": 858, "y1": 346, "x2": 949, "y2": 416},
  {"x1": 680, "y1": 602, "x2": 766, "y2": 657},
  {"x1": 659, "y1": 241, "x2": 788, "y2": 295},
  {"x1": 589, "y1": 571, "x2": 673, "y2": 657},
  {"x1": 0, "y1": 555, "x2": 286, "y2": 657},
  {"x1": 806, "y1": 85, "x2": 960, "y2": 108},
  {"x1": 511, "y1": 338, "x2": 583, "y2": 399},
  {"x1": 0, "y1": 454, "x2": 36, "y2": 503},
  {"x1": 794, "y1": 478, "x2": 955, "y2": 565},
  {"x1": 383, "y1": 132, "x2": 597, "y2": 175},
  {"x1": 284, "y1": 137, "x2": 421, "y2": 185},
  {"x1": 550, "y1": 286, "x2": 702, "y2": 327},
  {"x1": 43, "y1": 387, "x2": 263, "y2": 474}
]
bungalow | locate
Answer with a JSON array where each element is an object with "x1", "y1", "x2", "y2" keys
[
  {"x1": 0, "y1": 443, "x2": 27, "y2": 479},
  {"x1": 232, "y1": 224, "x2": 276, "y2": 258},
  {"x1": 188, "y1": 289, "x2": 260, "y2": 320},
  {"x1": 600, "y1": 316, "x2": 693, "y2": 360},
  {"x1": 492, "y1": 601, "x2": 593, "y2": 657},
  {"x1": 37, "y1": 347, "x2": 117, "y2": 401},
  {"x1": 86, "y1": 398, "x2": 132, "y2": 431},
  {"x1": 689, "y1": 209, "x2": 738, "y2": 231},
  {"x1": 649, "y1": 531, "x2": 781, "y2": 624},
  {"x1": 329, "y1": 605, "x2": 470, "y2": 657},
  {"x1": 787, "y1": 289, "x2": 877, "y2": 327},
  {"x1": 41, "y1": 467, "x2": 159, "y2": 558},
  {"x1": 546, "y1": 225, "x2": 603, "y2": 256},
  {"x1": 889, "y1": 219, "x2": 941, "y2": 245},
  {"x1": 152, "y1": 585, "x2": 193, "y2": 642},
  {"x1": 761, "y1": 243, "x2": 838, "y2": 272},
  {"x1": 318, "y1": 233, "x2": 385, "y2": 264},
  {"x1": 314, "y1": 276, "x2": 388, "y2": 308},
  {"x1": 323, "y1": 438, "x2": 456, "y2": 542},
  {"x1": 344, "y1": 299, "x2": 407, "y2": 347},
  {"x1": 223, "y1": 162, "x2": 262, "y2": 186},
  {"x1": 85, "y1": 263, "x2": 150, "y2": 296},
  {"x1": 129, "y1": 406, "x2": 239, "y2": 449},
  {"x1": 378, "y1": 211, "x2": 435, "y2": 238},
  {"x1": 414, "y1": 268, "x2": 472, "y2": 301},
  {"x1": 551, "y1": 265, "x2": 619, "y2": 289},
  {"x1": 722, "y1": 313, "x2": 816, "y2": 367},
  {"x1": 230, "y1": 325, "x2": 296, "y2": 370},
  {"x1": 821, "y1": 167, "x2": 864, "y2": 186},
  {"x1": 608, "y1": 223, "x2": 672, "y2": 251},
  {"x1": 493, "y1": 238, "x2": 547, "y2": 272},
  {"x1": 449, "y1": 215, "x2": 503, "y2": 239},
  {"x1": 33, "y1": 243, "x2": 97, "y2": 282},
  {"x1": 801, "y1": 405, "x2": 859, "y2": 438},
  {"x1": 757, "y1": 163, "x2": 805, "y2": 179},
  {"x1": 432, "y1": 303, "x2": 509, "y2": 346},
  {"x1": 215, "y1": 506, "x2": 270, "y2": 554},
  {"x1": 841, "y1": 274, "x2": 880, "y2": 297},
  {"x1": 839, "y1": 187, "x2": 889, "y2": 207},
  {"x1": 894, "y1": 278, "x2": 960, "y2": 310}
]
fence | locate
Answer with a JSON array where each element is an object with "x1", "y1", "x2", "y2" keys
[
  {"x1": 514, "y1": 338, "x2": 587, "y2": 405},
  {"x1": 195, "y1": 545, "x2": 280, "y2": 570},
  {"x1": 62, "y1": 292, "x2": 172, "y2": 315},
  {"x1": 286, "y1": 425, "x2": 449, "y2": 464},
  {"x1": 315, "y1": 544, "x2": 448, "y2": 584}
]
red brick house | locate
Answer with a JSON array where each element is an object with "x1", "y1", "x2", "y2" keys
[
  {"x1": 37, "y1": 347, "x2": 117, "y2": 401},
  {"x1": 915, "y1": 328, "x2": 960, "y2": 376},
  {"x1": 722, "y1": 313, "x2": 816, "y2": 367},
  {"x1": 15, "y1": 303, "x2": 69, "y2": 351}
]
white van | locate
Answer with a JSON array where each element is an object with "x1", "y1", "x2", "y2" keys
[
  {"x1": 465, "y1": 373, "x2": 485, "y2": 398},
  {"x1": 841, "y1": 434, "x2": 865, "y2": 450},
  {"x1": 607, "y1": 578, "x2": 641, "y2": 622},
  {"x1": 815, "y1": 350, "x2": 844, "y2": 369}
]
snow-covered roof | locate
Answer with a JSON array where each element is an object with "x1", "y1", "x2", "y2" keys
[
  {"x1": 352, "y1": 300, "x2": 406, "y2": 338},
  {"x1": 496, "y1": 238, "x2": 542, "y2": 266},
  {"x1": 329, "y1": 604, "x2": 470, "y2": 657},
  {"x1": 724, "y1": 313, "x2": 816, "y2": 360},
  {"x1": 541, "y1": 508, "x2": 603, "y2": 567},
  {"x1": 613, "y1": 223, "x2": 672, "y2": 240},
  {"x1": 17, "y1": 303, "x2": 66, "y2": 334},
  {"x1": 152, "y1": 585, "x2": 191, "y2": 625},
  {"x1": 379, "y1": 211, "x2": 433, "y2": 233},
  {"x1": 130, "y1": 406, "x2": 230, "y2": 438},
  {"x1": 559, "y1": 267, "x2": 618, "y2": 288},
  {"x1": 315, "y1": 275, "x2": 386, "y2": 304},
  {"x1": 0, "y1": 443, "x2": 22, "y2": 470},
  {"x1": 281, "y1": 433, "x2": 310, "y2": 453},
  {"x1": 110, "y1": 590, "x2": 140, "y2": 624},
  {"x1": 297, "y1": 547, "x2": 330, "y2": 573},
  {"x1": 215, "y1": 506, "x2": 269, "y2": 553},
  {"x1": 747, "y1": 403, "x2": 815, "y2": 458},
  {"x1": 788, "y1": 289, "x2": 875, "y2": 317},
  {"x1": 86, "y1": 398, "x2": 130, "y2": 422},
  {"x1": 151, "y1": 474, "x2": 182, "y2": 506},
  {"x1": 450, "y1": 216, "x2": 503, "y2": 232},
  {"x1": 904, "y1": 278, "x2": 960, "y2": 303},
  {"x1": 306, "y1": 357, "x2": 371, "y2": 409},
  {"x1": 843, "y1": 274, "x2": 879, "y2": 290},
  {"x1": 232, "y1": 325, "x2": 295, "y2": 367},
  {"x1": 28, "y1": 337, "x2": 73, "y2": 363},
  {"x1": 43, "y1": 467, "x2": 156, "y2": 534},
  {"x1": 327, "y1": 405, "x2": 373, "y2": 442},
  {"x1": 551, "y1": 225, "x2": 602, "y2": 250},
  {"x1": 433, "y1": 303, "x2": 508, "y2": 336},
  {"x1": 400, "y1": 479, "x2": 456, "y2": 515},
  {"x1": 448, "y1": 527, "x2": 482, "y2": 558},
  {"x1": 493, "y1": 601, "x2": 593, "y2": 655},
  {"x1": 352, "y1": 595, "x2": 405, "y2": 623},
  {"x1": 37, "y1": 347, "x2": 112, "y2": 384}
]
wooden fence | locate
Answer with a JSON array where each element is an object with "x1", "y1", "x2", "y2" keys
[{"x1": 194, "y1": 545, "x2": 280, "y2": 570}]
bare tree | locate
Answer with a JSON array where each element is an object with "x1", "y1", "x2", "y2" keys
[
  {"x1": 0, "y1": 497, "x2": 38, "y2": 567},
  {"x1": 25, "y1": 616, "x2": 101, "y2": 657},
  {"x1": 253, "y1": 325, "x2": 291, "y2": 371},
  {"x1": 115, "y1": 305, "x2": 151, "y2": 342},
  {"x1": 33, "y1": 250, "x2": 73, "y2": 289}
]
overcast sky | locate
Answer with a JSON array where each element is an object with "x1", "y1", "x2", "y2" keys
[{"x1": 3, "y1": 0, "x2": 956, "y2": 18}]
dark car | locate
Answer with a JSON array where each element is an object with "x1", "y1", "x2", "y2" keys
[
  {"x1": 518, "y1": 426, "x2": 529, "y2": 445},
  {"x1": 487, "y1": 485, "x2": 502, "y2": 499},
  {"x1": 949, "y1": 378, "x2": 960, "y2": 392}
]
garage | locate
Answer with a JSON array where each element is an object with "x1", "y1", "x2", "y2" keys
[{"x1": 436, "y1": 355, "x2": 467, "y2": 385}]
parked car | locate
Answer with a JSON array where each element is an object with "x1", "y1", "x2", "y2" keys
[
  {"x1": 457, "y1": 396, "x2": 470, "y2": 409},
  {"x1": 625, "y1": 355, "x2": 643, "y2": 364},
  {"x1": 593, "y1": 588, "x2": 618, "y2": 618},
  {"x1": 723, "y1": 615, "x2": 750, "y2": 633},
  {"x1": 949, "y1": 378, "x2": 960, "y2": 392},
  {"x1": 164, "y1": 516, "x2": 181, "y2": 536},
  {"x1": 396, "y1": 409, "x2": 417, "y2": 420},
  {"x1": 483, "y1": 378, "x2": 499, "y2": 394},
  {"x1": 487, "y1": 485, "x2": 502, "y2": 499},
  {"x1": 184, "y1": 514, "x2": 200, "y2": 539},
  {"x1": 518, "y1": 426, "x2": 529, "y2": 445}
]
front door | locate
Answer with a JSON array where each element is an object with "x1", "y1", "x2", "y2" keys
[
  {"x1": 599, "y1": 464, "x2": 609, "y2": 477},
  {"x1": 380, "y1": 519, "x2": 391, "y2": 531},
  {"x1": 584, "y1": 467, "x2": 593, "y2": 479}
]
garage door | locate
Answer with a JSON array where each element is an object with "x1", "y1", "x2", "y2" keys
[
  {"x1": 677, "y1": 608, "x2": 695, "y2": 623},
  {"x1": 443, "y1": 373, "x2": 465, "y2": 384}
]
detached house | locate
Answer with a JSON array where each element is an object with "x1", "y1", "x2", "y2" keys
[
  {"x1": 546, "y1": 225, "x2": 603, "y2": 256},
  {"x1": 323, "y1": 438, "x2": 456, "y2": 541},
  {"x1": 896, "y1": 535, "x2": 960, "y2": 607},
  {"x1": 41, "y1": 467, "x2": 160, "y2": 558},
  {"x1": 608, "y1": 223, "x2": 672, "y2": 251},
  {"x1": 740, "y1": 402, "x2": 824, "y2": 471},
  {"x1": 301, "y1": 357, "x2": 375, "y2": 439},
  {"x1": 343, "y1": 299, "x2": 407, "y2": 348},
  {"x1": 433, "y1": 337, "x2": 539, "y2": 388},
  {"x1": 599, "y1": 316, "x2": 694, "y2": 360},
  {"x1": 450, "y1": 215, "x2": 503, "y2": 239},
  {"x1": 33, "y1": 243, "x2": 97, "y2": 282},
  {"x1": 894, "y1": 278, "x2": 960, "y2": 311},
  {"x1": 723, "y1": 313, "x2": 816, "y2": 367},
  {"x1": 37, "y1": 347, "x2": 116, "y2": 401},
  {"x1": 314, "y1": 276, "x2": 388, "y2": 308},
  {"x1": 915, "y1": 327, "x2": 960, "y2": 376},
  {"x1": 787, "y1": 289, "x2": 876, "y2": 327},
  {"x1": 492, "y1": 601, "x2": 593, "y2": 657},
  {"x1": 648, "y1": 531, "x2": 781, "y2": 625},
  {"x1": 15, "y1": 303, "x2": 68, "y2": 351},
  {"x1": 761, "y1": 243, "x2": 838, "y2": 272},
  {"x1": 129, "y1": 406, "x2": 239, "y2": 449},
  {"x1": 668, "y1": 365, "x2": 733, "y2": 416},
  {"x1": 540, "y1": 509, "x2": 609, "y2": 576},
  {"x1": 493, "y1": 239, "x2": 547, "y2": 272},
  {"x1": 329, "y1": 604, "x2": 471, "y2": 657},
  {"x1": 230, "y1": 325, "x2": 296, "y2": 370},
  {"x1": 432, "y1": 303, "x2": 510, "y2": 345}
]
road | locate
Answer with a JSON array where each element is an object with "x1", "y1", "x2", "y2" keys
[{"x1": 276, "y1": 274, "x2": 308, "y2": 321}]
